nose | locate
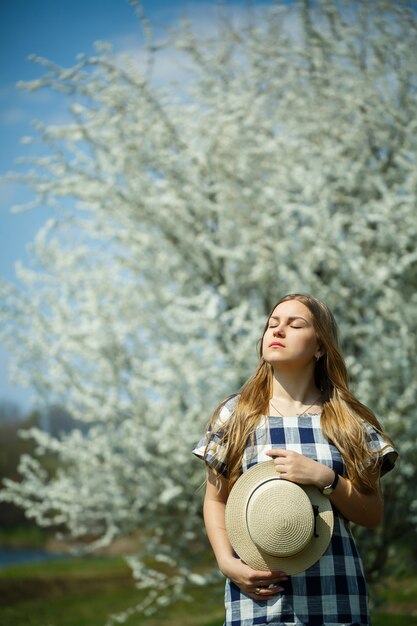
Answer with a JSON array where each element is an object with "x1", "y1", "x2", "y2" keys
[{"x1": 273, "y1": 324, "x2": 285, "y2": 337}]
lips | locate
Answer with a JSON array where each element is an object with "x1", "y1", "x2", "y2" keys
[{"x1": 269, "y1": 342, "x2": 285, "y2": 348}]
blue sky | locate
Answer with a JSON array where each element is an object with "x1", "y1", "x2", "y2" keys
[{"x1": 0, "y1": 0, "x2": 274, "y2": 412}]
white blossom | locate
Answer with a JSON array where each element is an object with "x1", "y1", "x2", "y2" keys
[{"x1": 1, "y1": 0, "x2": 416, "y2": 618}]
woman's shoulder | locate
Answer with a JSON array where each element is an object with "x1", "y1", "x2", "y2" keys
[
  {"x1": 207, "y1": 394, "x2": 239, "y2": 431},
  {"x1": 361, "y1": 419, "x2": 399, "y2": 476},
  {"x1": 218, "y1": 393, "x2": 239, "y2": 422},
  {"x1": 192, "y1": 393, "x2": 239, "y2": 472}
]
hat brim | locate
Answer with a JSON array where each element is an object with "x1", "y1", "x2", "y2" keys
[{"x1": 225, "y1": 460, "x2": 334, "y2": 575}]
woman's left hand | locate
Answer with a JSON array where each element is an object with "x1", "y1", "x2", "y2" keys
[{"x1": 265, "y1": 449, "x2": 334, "y2": 488}]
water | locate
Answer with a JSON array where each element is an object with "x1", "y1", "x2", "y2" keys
[{"x1": 0, "y1": 548, "x2": 71, "y2": 569}]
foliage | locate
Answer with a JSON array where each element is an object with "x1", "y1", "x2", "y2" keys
[{"x1": 1, "y1": 0, "x2": 417, "y2": 620}]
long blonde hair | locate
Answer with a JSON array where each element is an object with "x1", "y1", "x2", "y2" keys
[{"x1": 205, "y1": 293, "x2": 392, "y2": 493}]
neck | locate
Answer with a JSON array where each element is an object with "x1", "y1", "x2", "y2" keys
[{"x1": 271, "y1": 367, "x2": 319, "y2": 404}]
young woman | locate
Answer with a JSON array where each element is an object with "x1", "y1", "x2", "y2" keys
[{"x1": 193, "y1": 293, "x2": 397, "y2": 626}]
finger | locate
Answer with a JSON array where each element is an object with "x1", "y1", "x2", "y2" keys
[
  {"x1": 261, "y1": 585, "x2": 285, "y2": 593},
  {"x1": 248, "y1": 579, "x2": 287, "y2": 590},
  {"x1": 251, "y1": 585, "x2": 284, "y2": 599},
  {"x1": 248, "y1": 569, "x2": 287, "y2": 582},
  {"x1": 271, "y1": 575, "x2": 289, "y2": 583},
  {"x1": 265, "y1": 448, "x2": 288, "y2": 458}
]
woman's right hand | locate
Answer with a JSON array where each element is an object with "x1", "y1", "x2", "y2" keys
[{"x1": 221, "y1": 557, "x2": 288, "y2": 601}]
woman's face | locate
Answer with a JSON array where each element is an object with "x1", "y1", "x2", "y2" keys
[{"x1": 262, "y1": 299, "x2": 321, "y2": 370}]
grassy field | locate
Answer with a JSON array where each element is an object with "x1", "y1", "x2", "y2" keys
[{"x1": 0, "y1": 556, "x2": 416, "y2": 626}]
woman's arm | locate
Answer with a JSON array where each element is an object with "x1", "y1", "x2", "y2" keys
[
  {"x1": 326, "y1": 464, "x2": 383, "y2": 528},
  {"x1": 204, "y1": 469, "x2": 288, "y2": 599},
  {"x1": 265, "y1": 449, "x2": 383, "y2": 528}
]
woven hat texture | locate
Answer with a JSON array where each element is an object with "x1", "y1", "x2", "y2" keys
[{"x1": 225, "y1": 460, "x2": 334, "y2": 574}]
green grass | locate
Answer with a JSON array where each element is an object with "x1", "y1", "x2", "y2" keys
[
  {"x1": 372, "y1": 576, "x2": 417, "y2": 626},
  {"x1": 0, "y1": 556, "x2": 416, "y2": 626},
  {"x1": 0, "y1": 554, "x2": 131, "y2": 580},
  {"x1": 0, "y1": 556, "x2": 224, "y2": 626},
  {"x1": 373, "y1": 616, "x2": 417, "y2": 626}
]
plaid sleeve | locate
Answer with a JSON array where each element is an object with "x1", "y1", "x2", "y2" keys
[
  {"x1": 363, "y1": 422, "x2": 398, "y2": 477},
  {"x1": 192, "y1": 395, "x2": 238, "y2": 476}
]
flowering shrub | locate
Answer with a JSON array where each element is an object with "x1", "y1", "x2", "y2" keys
[{"x1": 1, "y1": 0, "x2": 416, "y2": 620}]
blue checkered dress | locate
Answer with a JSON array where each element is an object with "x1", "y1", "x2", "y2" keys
[{"x1": 193, "y1": 396, "x2": 398, "y2": 626}]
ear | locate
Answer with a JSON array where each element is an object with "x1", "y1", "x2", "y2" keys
[{"x1": 315, "y1": 349, "x2": 324, "y2": 361}]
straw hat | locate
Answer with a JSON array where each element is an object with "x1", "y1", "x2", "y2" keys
[{"x1": 225, "y1": 460, "x2": 334, "y2": 575}]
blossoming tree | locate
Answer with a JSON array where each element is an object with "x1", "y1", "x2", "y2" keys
[{"x1": 1, "y1": 0, "x2": 416, "y2": 619}]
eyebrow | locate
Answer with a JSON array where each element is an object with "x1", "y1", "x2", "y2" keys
[{"x1": 269, "y1": 315, "x2": 309, "y2": 323}]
